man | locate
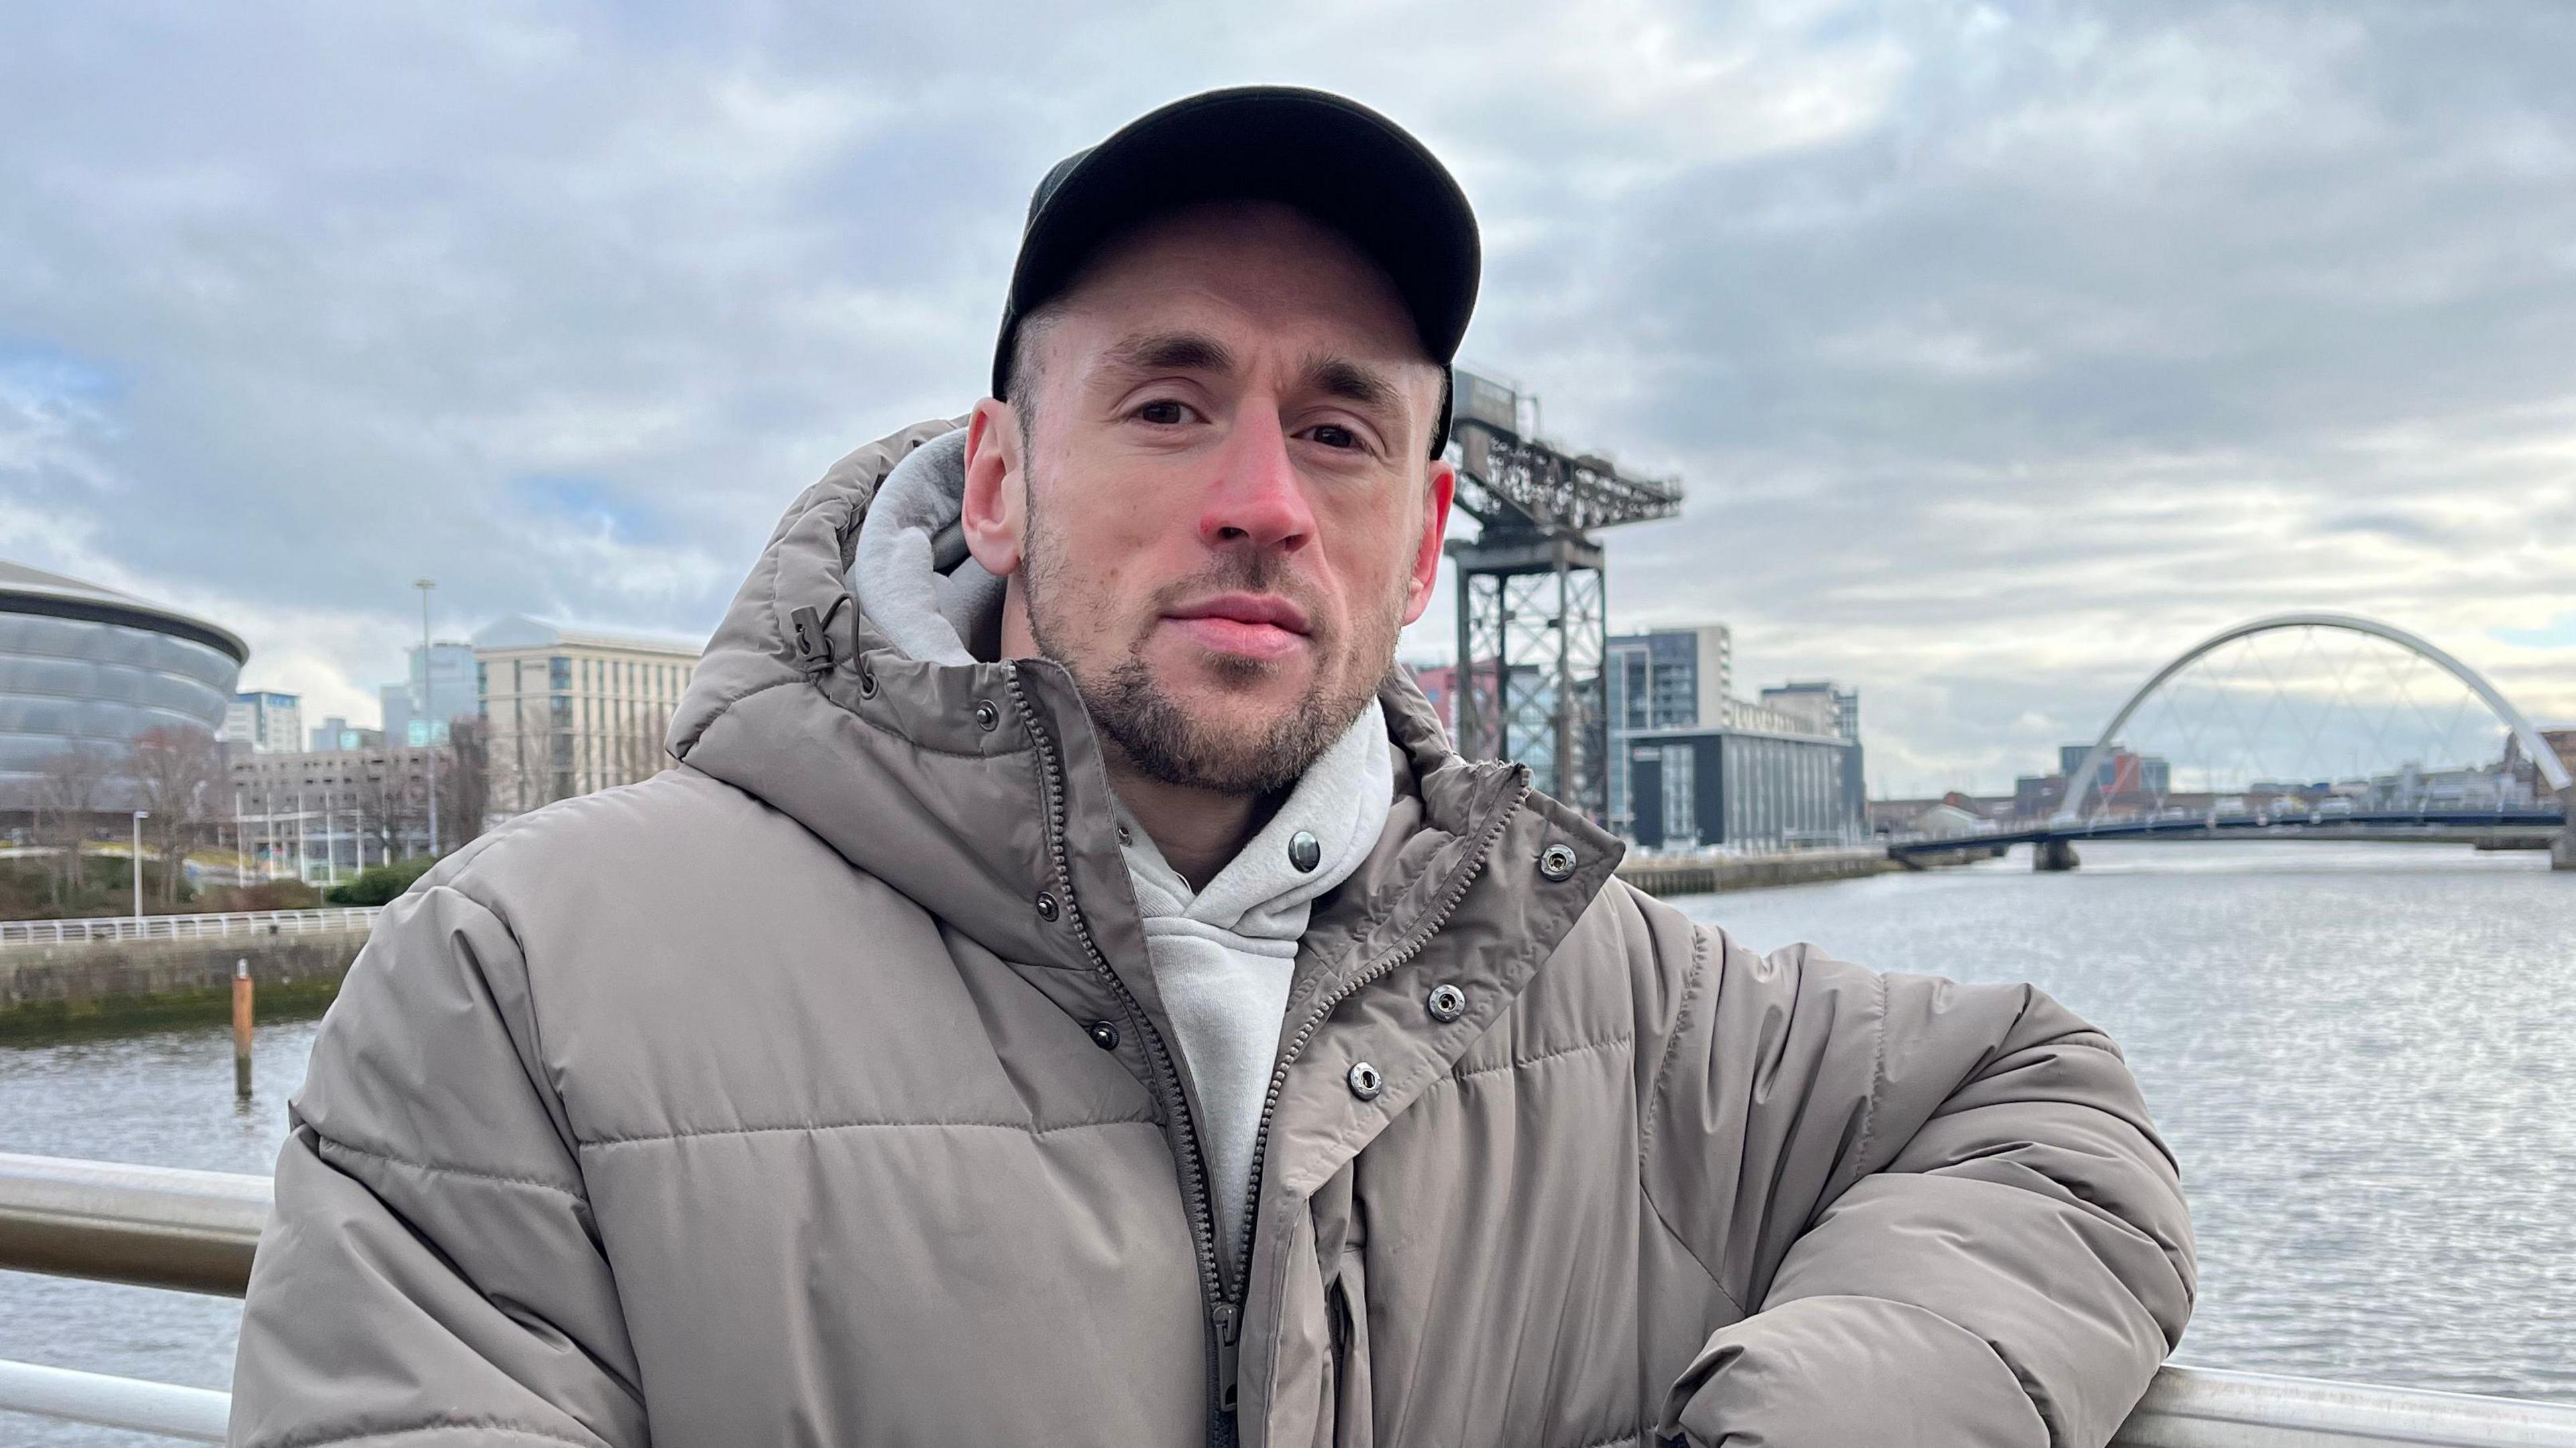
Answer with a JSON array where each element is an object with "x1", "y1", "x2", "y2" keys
[{"x1": 233, "y1": 88, "x2": 2192, "y2": 1448}]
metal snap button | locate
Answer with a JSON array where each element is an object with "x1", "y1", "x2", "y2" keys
[
  {"x1": 1287, "y1": 830, "x2": 1322, "y2": 873},
  {"x1": 1087, "y1": 1020, "x2": 1120, "y2": 1050},
  {"x1": 1426, "y1": 983, "x2": 1467, "y2": 1023},
  {"x1": 1538, "y1": 843, "x2": 1578, "y2": 881},
  {"x1": 1034, "y1": 891, "x2": 1059, "y2": 922},
  {"x1": 1347, "y1": 1061, "x2": 1384, "y2": 1101},
  {"x1": 973, "y1": 700, "x2": 1000, "y2": 732}
]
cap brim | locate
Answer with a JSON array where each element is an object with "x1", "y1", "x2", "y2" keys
[{"x1": 994, "y1": 87, "x2": 1479, "y2": 451}]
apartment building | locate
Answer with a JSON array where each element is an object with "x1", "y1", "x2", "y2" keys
[{"x1": 473, "y1": 616, "x2": 701, "y2": 819}]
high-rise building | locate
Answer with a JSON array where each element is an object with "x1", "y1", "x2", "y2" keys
[
  {"x1": 474, "y1": 616, "x2": 702, "y2": 819},
  {"x1": 223, "y1": 690, "x2": 304, "y2": 756},
  {"x1": 1605, "y1": 626, "x2": 1732, "y2": 836},
  {"x1": 380, "y1": 641, "x2": 480, "y2": 748}
]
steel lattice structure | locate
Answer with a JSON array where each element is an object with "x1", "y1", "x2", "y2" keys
[{"x1": 1445, "y1": 372, "x2": 1682, "y2": 820}]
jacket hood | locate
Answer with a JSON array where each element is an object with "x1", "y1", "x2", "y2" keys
[{"x1": 665, "y1": 419, "x2": 1554, "y2": 981}]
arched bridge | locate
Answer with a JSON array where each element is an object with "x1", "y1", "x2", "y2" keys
[{"x1": 1890, "y1": 613, "x2": 2572, "y2": 871}]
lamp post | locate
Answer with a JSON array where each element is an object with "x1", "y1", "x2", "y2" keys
[
  {"x1": 131, "y1": 810, "x2": 149, "y2": 923},
  {"x1": 415, "y1": 578, "x2": 441, "y2": 857}
]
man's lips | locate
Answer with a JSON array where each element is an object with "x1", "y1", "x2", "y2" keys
[{"x1": 1162, "y1": 594, "x2": 1313, "y2": 660}]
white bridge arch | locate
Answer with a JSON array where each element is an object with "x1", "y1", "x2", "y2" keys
[{"x1": 2053, "y1": 612, "x2": 2571, "y2": 823}]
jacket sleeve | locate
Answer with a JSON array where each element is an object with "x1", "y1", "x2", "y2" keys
[
  {"x1": 229, "y1": 879, "x2": 647, "y2": 1448},
  {"x1": 1640, "y1": 913, "x2": 2196, "y2": 1448}
]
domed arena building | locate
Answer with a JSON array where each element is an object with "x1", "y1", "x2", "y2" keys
[{"x1": 0, "y1": 561, "x2": 248, "y2": 814}]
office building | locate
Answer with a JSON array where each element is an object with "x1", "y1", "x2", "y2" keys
[
  {"x1": 0, "y1": 560, "x2": 247, "y2": 815},
  {"x1": 475, "y1": 616, "x2": 701, "y2": 818},
  {"x1": 232, "y1": 744, "x2": 439, "y2": 883},
  {"x1": 1605, "y1": 625, "x2": 1732, "y2": 835},
  {"x1": 380, "y1": 641, "x2": 480, "y2": 747},
  {"x1": 1623, "y1": 722, "x2": 1867, "y2": 851},
  {"x1": 1603, "y1": 622, "x2": 1864, "y2": 848},
  {"x1": 224, "y1": 690, "x2": 304, "y2": 756}
]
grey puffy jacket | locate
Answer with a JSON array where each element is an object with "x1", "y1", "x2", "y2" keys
[{"x1": 230, "y1": 419, "x2": 2195, "y2": 1448}]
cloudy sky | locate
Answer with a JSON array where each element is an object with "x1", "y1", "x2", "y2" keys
[{"x1": 5, "y1": 1, "x2": 2571, "y2": 795}]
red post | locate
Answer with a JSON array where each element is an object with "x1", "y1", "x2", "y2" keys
[{"x1": 232, "y1": 958, "x2": 254, "y2": 1099}]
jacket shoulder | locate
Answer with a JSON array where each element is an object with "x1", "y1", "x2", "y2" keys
[{"x1": 421, "y1": 765, "x2": 876, "y2": 932}]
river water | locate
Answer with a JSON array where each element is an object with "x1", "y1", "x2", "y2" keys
[{"x1": 2, "y1": 840, "x2": 2570, "y2": 1443}]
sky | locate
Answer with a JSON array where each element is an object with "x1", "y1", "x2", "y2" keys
[{"x1": 3, "y1": 1, "x2": 2571, "y2": 797}]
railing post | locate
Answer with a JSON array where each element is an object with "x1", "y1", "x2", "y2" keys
[{"x1": 231, "y1": 960, "x2": 253, "y2": 1101}]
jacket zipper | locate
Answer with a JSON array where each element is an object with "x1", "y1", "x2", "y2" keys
[
  {"x1": 1218, "y1": 766, "x2": 1535, "y2": 1416},
  {"x1": 1004, "y1": 668, "x2": 1235, "y2": 1448}
]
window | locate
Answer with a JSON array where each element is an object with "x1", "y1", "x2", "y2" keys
[
  {"x1": 476, "y1": 661, "x2": 488, "y2": 698},
  {"x1": 1662, "y1": 744, "x2": 1697, "y2": 844},
  {"x1": 550, "y1": 695, "x2": 571, "y2": 728},
  {"x1": 549, "y1": 656, "x2": 571, "y2": 690}
]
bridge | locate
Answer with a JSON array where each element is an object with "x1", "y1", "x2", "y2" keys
[{"x1": 1889, "y1": 613, "x2": 2574, "y2": 871}]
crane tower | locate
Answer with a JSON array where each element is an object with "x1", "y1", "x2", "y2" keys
[{"x1": 1444, "y1": 370, "x2": 1684, "y2": 821}]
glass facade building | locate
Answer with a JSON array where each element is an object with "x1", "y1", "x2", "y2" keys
[
  {"x1": 1625, "y1": 724, "x2": 1867, "y2": 851},
  {"x1": 0, "y1": 561, "x2": 248, "y2": 814}
]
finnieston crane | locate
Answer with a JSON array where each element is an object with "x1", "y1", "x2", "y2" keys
[{"x1": 1444, "y1": 370, "x2": 1684, "y2": 822}]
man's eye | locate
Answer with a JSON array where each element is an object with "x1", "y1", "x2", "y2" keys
[
  {"x1": 1308, "y1": 424, "x2": 1360, "y2": 451},
  {"x1": 1136, "y1": 400, "x2": 1192, "y2": 425}
]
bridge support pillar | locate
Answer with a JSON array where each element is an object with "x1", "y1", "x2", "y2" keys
[
  {"x1": 2556, "y1": 788, "x2": 2575, "y2": 871},
  {"x1": 2034, "y1": 838, "x2": 2081, "y2": 873}
]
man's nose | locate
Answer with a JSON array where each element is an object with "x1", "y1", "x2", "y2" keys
[{"x1": 1197, "y1": 408, "x2": 1316, "y2": 553}]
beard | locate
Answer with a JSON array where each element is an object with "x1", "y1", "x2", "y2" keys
[{"x1": 1022, "y1": 488, "x2": 1398, "y2": 798}]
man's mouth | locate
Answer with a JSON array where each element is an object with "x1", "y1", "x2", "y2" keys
[{"x1": 1163, "y1": 593, "x2": 1313, "y2": 661}]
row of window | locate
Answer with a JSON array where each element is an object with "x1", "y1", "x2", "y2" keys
[{"x1": 474, "y1": 656, "x2": 691, "y2": 699}]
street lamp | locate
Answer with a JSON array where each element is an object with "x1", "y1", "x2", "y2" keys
[
  {"x1": 415, "y1": 577, "x2": 441, "y2": 857},
  {"x1": 131, "y1": 810, "x2": 149, "y2": 923}
]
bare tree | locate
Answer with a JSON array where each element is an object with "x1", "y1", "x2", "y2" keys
[
  {"x1": 32, "y1": 744, "x2": 112, "y2": 907},
  {"x1": 439, "y1": 716, "x2": 492, "y2": 848},
  {"x1": 126, "y1": 726, "x2": 226, "y2": 906},
  {"x1": 349, "y1": 753, "x2": 424, "y2": 864},
  {"x1": 604, "y1": 699, "x2": 672, "y2": 791}
]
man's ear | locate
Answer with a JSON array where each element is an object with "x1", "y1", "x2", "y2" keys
[
  {"x1": 1400, "y1": 457, "x2": 1456, "y2": 626},
  {"x1": 962, "y1": 398, "x2": 1026, "y2": 577}
]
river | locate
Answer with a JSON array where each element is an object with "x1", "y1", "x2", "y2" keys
[{"x1": 3, "y1": 840, "x2": 2570, "y2": 1443}]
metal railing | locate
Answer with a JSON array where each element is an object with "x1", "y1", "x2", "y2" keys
[
  {"x1": 3, "y1": 1152, "x2": 2574, "y2": 1445},
  {"x1": 0, "y1": 907, "x2": 381, "y2": 948}
]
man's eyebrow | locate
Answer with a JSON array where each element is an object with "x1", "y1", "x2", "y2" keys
[
  {"x1": 1301, "y1": 354, "x2": 1405, "y2": 417},
  {"x1": 1101, "y1": 330, "x2": 1236, "y2": 376}
]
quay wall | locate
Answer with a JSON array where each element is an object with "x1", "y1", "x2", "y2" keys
[
  {"x1": 0, "y1": 931, "x2": 366, "y2": 1042},
  {"x1": 1617, "y1": 846, "x2": 1899, "y2": 899},
  {"x1": 7, "y1": 848, "x2": 1917, "y2": 1037}
]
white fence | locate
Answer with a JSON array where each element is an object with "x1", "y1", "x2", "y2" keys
[{"x1": 0, "y1": 908, "x2": 381, "y2": 948}]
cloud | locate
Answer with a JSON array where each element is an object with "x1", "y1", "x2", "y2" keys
[{"x1": 3, "y1": 1, "x2": 2573, "y2": 798}]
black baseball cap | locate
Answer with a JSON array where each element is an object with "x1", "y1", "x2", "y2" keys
[{"x1": 991, "y1": 86, "x2": 1481, "y2": 457}]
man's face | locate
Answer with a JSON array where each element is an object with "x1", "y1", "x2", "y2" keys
[{"x1": 963, "y1": 201, "x2": 1454, "y2": 795}]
